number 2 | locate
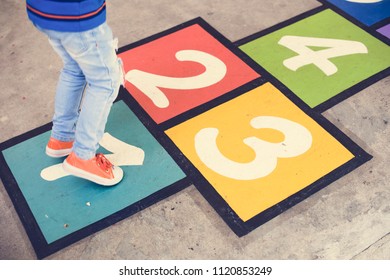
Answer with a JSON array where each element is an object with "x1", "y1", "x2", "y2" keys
[{"x1": 125, "y1": 50, "x2": 227, "y2": 108}]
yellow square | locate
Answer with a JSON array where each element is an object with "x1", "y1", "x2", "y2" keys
[{"x1": 166, "y1": 83, "x2": 354, "y2": 221}]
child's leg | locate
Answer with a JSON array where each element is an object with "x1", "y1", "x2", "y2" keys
[
  {"x1": 60, "y1": 23, "x2": 122, "y2": 160},
  {"x1": 47, "y1": 38, "x2": 86, "y2": 143}
]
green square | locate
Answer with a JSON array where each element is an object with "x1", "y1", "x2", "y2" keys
[{"x1": 239, "y1": 9, "x2": 390, "y2": 108}]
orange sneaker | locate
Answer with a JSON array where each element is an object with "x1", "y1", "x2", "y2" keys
[
  {"x1": 46, "y1": 137, "x2": 73, "y2": 158},
  {"x1": 62, "y1": 152, "x2": 123, "y2": 186}
]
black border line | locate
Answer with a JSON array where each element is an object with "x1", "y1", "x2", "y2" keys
[
  {"x1": 159, "y1": 78, "x2": 267, "y2": 131},
  {"x1": 314, "y1": 67, "x2": 390, "y2": 112},
  {"x1": 0, "y1": 91, "x2": 192, "y2": 259},
  {"x1": 234, "y1": 5, "x2": 390, "y2": 113},
  {"x1": 316, "y1": 0, "x2": 390, "y2": 46},
  {"x1": 118, "y1": 87, "x2": 205, "y2": 178},
  {"x1": 234, "y1": 6, "x2": 327, "y2": 46},
  {"x1": 40, "y1": 176, "x2": 192, "y2": 259},
  {"x1": 119, "y1": 17, "x2": 207, "y2": 53},
  {"x1": 371, "y1": 16, "x2": 390, "y2": 34},
  {"x1": 0, "y1": 149, "x2": 48, "y2": 256}
]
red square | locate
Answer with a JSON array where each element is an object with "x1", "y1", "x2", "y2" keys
[{"x1": 118, "y1": 22, "x2": 260, "y2": 124}]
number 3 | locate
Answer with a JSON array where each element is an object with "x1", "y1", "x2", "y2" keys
[{"x1": 195, "y1": 116, "x2": 312, "y2": 180}]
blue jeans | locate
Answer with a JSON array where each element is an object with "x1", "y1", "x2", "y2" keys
[{"x1": 36, "y1": 23, "x2": 122, "y2": 160}]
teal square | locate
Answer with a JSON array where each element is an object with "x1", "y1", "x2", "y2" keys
[{"x1": 2, "y1": 100, "x2": 186, "y2": 243}]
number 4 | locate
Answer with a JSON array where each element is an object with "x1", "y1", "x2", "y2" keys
[{"x1": 278, "y1": 35, "x2": 368, "y2": 76}]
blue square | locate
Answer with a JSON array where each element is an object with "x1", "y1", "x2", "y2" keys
[{"x1": 325, "y1": 0, "x2": 390, "y2": 26}]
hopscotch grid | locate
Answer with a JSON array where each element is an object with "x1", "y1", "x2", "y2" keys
[
  {"x1": 0, "y1": 2, "x2": 386, "y2": 257},
  {"x1": 115, "y1": 16, "x2": 366, "y2": 238}
]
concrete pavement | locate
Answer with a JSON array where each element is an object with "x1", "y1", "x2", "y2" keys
[{"x1": 0, "y1": 0, "x2": 389, "y2": 259}]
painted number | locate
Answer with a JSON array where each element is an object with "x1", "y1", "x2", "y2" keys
[
  {"x1": 125, "y1": 50, "x2": 227, "y2": 108},
  {"x1": 40, "y1": 133, "x2": 145, "y2": 181},
  {"x1": 278, "y1": 36, "x2": 368, "y2": 76},
  {"x1": 195, "y1": 116, "x2": 312, "y2": 180}
]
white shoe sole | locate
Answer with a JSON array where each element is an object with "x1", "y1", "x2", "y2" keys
[
  {"x1": 46, "y1": 146, "x2": 72, "y2": 158},
  {"x1": 62, "y1": 159, "x2": 123, "y2": 186}
]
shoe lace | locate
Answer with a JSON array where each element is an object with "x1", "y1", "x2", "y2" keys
[{"x1": 96, "y1": 153, "x2": 113, "y2": 173}]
